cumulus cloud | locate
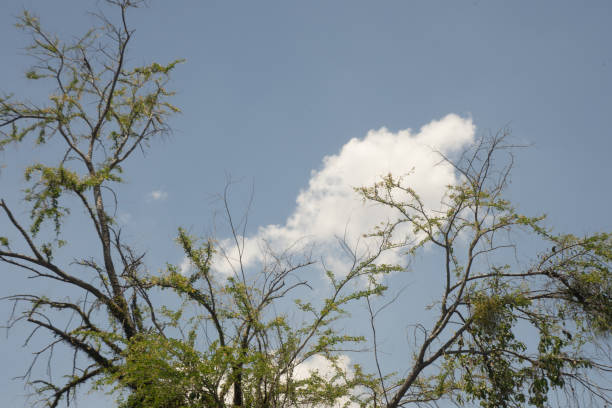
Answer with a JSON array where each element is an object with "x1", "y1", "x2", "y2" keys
[
  {"x1": 148, "y1": 189, "x2": 168, "y2": 201},
  {"x1": 179, "y1": 256, "x2": 193, "y2": 275},
  {"x1": 214, "y1": 114, "x2": 475, "y2": 276},
  {"x1": 293, "y1": 354, "x2": 351, "y2": 381},
  {"x1": 215, "y1": 354, "x2": 352, "y2": 407},
  {"x1": 293, "y1": 354, "x2": 354, "y2": 407}
]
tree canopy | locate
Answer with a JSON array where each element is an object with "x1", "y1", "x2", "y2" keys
[{"x1": 1, "y1": 1, "x2": 610, "y2": 407}]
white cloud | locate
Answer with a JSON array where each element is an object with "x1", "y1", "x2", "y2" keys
[
  {"x1": 148, "y1": 189, "x2": 168, "y2": 201},
  {"x1": 293, "y1": 354, "x2": 351, "y2": 381},
  {"x1": 214, "y1": 354, "x2": 352, "y2": 407},
  {"x1": 293, "y1": 355, "x2": 355, "y2": 408},
  {"x1": 179, "y1": 256, "x2": 192, "y2": 275},
  {"x1": 214, "y1": 114, "x2": 475, "y2": 276}
]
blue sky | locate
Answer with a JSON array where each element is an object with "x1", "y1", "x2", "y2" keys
[{"x1": 1, "y1": 0, "x2": 611, "y2": 406}]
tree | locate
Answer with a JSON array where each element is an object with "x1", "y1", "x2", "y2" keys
[
  {"x1": 356, "y1": 135, "x2": 611, "y2": 407},
  {"x1": 0, "y1": 2, "x2": 386, "y2": 407},
  {"x1": 1, "y1": 1, "x2": 610, "y2": 408},
  {"x1": 0, "y1": 0, "x2": 179, "y2": 405}
]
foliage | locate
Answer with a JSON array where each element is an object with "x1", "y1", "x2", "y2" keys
[
  {"x1": 0, "y1": 4, "x2": 388, "y2": 407},
  {"x1": 1, "y1": 1, "x2": 610, "y2": 408},
  {"x1": 355, "y1": 136, "x2": 612, "y2": 407},
  {"x1": 0, "y1": 1, "x2": 183, "y2": 406}
]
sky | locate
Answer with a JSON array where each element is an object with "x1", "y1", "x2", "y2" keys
[{"x1": 1, "y1": 0, "x2": 611, "y2": 407}]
